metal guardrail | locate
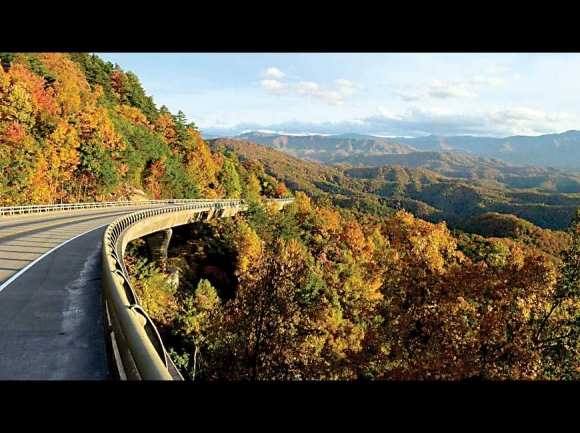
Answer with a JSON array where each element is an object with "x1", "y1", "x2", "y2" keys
[
  {"x1": 0, "y1": 199, "x2": 225, "y2": 216},
  {"x1": 101, "y1": 198, "x2": 294, "y2": 380}
]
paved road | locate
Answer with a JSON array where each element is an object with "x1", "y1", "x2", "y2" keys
[{"x1": 0, "y1": 205, "x2": 166, "y2": 380}]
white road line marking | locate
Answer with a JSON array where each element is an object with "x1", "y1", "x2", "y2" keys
[{"x1": 0, "y1": 223, "x2": 110, "y2": 293}]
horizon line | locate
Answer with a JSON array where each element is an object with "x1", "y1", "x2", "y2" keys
[{"x1": 200, "y1": 129, "x2": 580, "y2": 140}]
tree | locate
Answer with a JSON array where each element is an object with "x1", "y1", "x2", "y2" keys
[
  {"x1": 218, "y1": 158, "x2": 242, "y2": 198},
  {"x1": 126, "y1": 71, "x2": 158, "y2": 122},
  {"x1": 204, "y1": 237, "x2": 328, "y2": 380},
  {"x1": 537, "y1": 208, "x2": 580, "y2": 378},
  {"x1": 243, "y1": 172, "x2": 262, "y2": 203},
  {"x1": 172, "y1": 279, "x2": 221, "y2": 380}
]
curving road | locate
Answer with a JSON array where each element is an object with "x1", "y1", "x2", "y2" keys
[{"x1": 0, "y1": 204, "x2": 169, "y2": 380}]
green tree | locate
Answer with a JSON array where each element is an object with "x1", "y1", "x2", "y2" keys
[
  {"x1": 219, "y1": 158, "x2": 242, "y2": 198},
  {"x1": 172, "y1": 279, "x2": 221, "y2": 380},
  {"x1": 243, "y1": 172, "x2": 262, "y2": 202},
  {"x1": 126, "y1": 71, "x2": 158, "y2": 122}
]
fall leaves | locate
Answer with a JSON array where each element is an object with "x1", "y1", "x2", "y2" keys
[
  {"x1": 0, "y1": 53, "x2": 286, "y2": 205},
  {"x1": 147, "y1": 196, "x2": 580, "y2": 381}
]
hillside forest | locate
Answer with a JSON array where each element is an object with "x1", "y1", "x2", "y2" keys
[{"x1": 3, "y1": 53, "x2": 580, "y2": 380}]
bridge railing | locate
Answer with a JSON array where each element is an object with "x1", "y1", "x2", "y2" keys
[
  {"x1": 101, "y1": 198, "x2": 294, "y2": 380},
  {"x1": 0, "y1": 199, "x2": 225, "y2": 216}
]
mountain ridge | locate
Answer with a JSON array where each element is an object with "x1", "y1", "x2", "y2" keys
[
  {"x1": 208, "y1": 137, "x2": 580, "y2": 231},
  {"x1": 213, "y1": 130, "x2": 580, "y2": 172}
]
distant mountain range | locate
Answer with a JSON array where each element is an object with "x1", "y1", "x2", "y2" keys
[
  {"x1": 213, "y1": 130, "x2": 580, "y2": 172},
  {"x1": 208, "y1": 137, "x2": 580, "y2": 231},
  {"x1": 233, "y1": 131, "x2": 415, "y2": 162}
]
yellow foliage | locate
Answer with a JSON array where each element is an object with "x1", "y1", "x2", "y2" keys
[
  {"x1": 340, "y1": 220, "x2": 367, "y2": 253},
  {"x1": 77, "y1": 105, "x2": 124, "y2": 153},
  {"x1": 313, "y1": 206, "x2": 341, "y2": 240},
  {"x1": 281, "y1": 237, "x2": 308, "y2": 263},
  {"x1": 153, "y1": 113, "x2": 176, "y2": 144},
  {"x1": 294, "y1": 191, "x2": 313, "y2": 216},
  {"x1": 38, "y1": 53, "x2": 92, "y2": 117},
  {"x1": 114, "y1": 104, "x2": 150, "y2": 128},
  {"x1": 47, "y1": 119, "x2": 80, "y2": 179},
  {"x1": 385, "y1": 210, "x2": 461, "y2": 274},
  {"x1": 30, "y1": 157, "x2": 52, "y2": 203},
  {"x1": 2, "y1": 83, "x2": 33, "y2": 127},
  {"x1": 234, "y1": 221, "x2": 263, "y2": 276}
]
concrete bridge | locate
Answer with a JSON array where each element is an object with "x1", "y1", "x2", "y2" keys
[{"x1": 0, "y1": 198, "x2": 293, "y2": 380}]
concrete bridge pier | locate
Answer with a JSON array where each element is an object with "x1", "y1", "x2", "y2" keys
[{"x1": 144, "y1": 228, "x2": 172, "y2": 272}]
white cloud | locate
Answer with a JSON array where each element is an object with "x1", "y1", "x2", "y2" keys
[
  {"x1": 514, "y1": 73, "x2": 522, "y2": 80},
  {"x1": 297, "y1": 81, "x2": 320, "y2": 93},
  {"x1": 377, "y1": 106, "x2": 402, "y2": 120},
  {"x1": 318, "y1": 91, "x2": 344, "y2": 106},
  {"x1": 336, "y1": 78, "x2": 358, "y2": 96},
  {"x1": 428, "y1": 79, "x2": 478, "y2": 99},
  {"x1": 412, "y1": 107, "x2": 455, "y2": 117},
  {"x1": 471, "y1": 75, "x2": 506, "y2": 86},
  {"x1": 360, "y1": 105, "x2": 571, "y2": 137},
  {"x1": 394, "y1": 79, "x2": 478, "y2": 101},
  {"x1": 296, "y1": 80, "x2": 359, "y2": 105},
  {"x1": 266, "y1": 67, "x2": 285, "y2": 78},
  {"x1": 394, "y1": 90, "x2": 425, "y2": 101},
  {"x1": 490, "y1": 107, "x2": 545, "y2": 124},
  {"x1": 203, "y1": 102, "x2": 576, "y2": 138},
  {"x1": 261, "y1": 79, "x2": 289, "y2": 94},
  {"x1": 263, "y1": 77, "x2": 359, "y2": 106}
]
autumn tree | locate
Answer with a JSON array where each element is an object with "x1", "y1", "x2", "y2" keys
[
  {"x1": 69, "y1": 52, "x2": 115, "y2": 102},
  {"x1": 201, "y1": 234, "x2": 329, "y2": 380},
  {"x1": 537, "y1": 208, "x2": 580, "y2": 379},
  {"x1": 354, "y1": 210, "x2": 565, "y2": 380},
  {"x1": 171, "y1": 279, "x2": 221, "y2": 380},
  {"x1": 110, "y1": 67, "x2": 133, "y2": 105},
  {"x1": 74, "y1": 105, "x2": 125, "y2": 199},
  {"x1": 0, "y1": 61, "x2": 60, "y2": 204}
]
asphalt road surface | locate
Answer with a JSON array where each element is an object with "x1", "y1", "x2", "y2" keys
[{"x1": 0, "y1": 205, "x2": 166, "y2": 380}]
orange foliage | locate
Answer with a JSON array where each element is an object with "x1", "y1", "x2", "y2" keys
[
  {"x1": 77, "y1": 106, "x2": 124, "y2": 155},
  {"x1": 7, "y1": 63, "x2": 57, "y2": 116},
  {"x1": 383, "y1": 210, "x2": 463, "y2": 274},
  {"x1": 235, "y1": 220, "x2": 264, "y2": 277},
  {"x1": 153, "y1": 113, "x2": 176, "y2": 145},
  {"x1": 274, "y1": 181, "x2": 288, "y2": 197},
  {"x1": 29, "y1": 157, "x2": 52, "y2": 203},
  {"x1": 312, "y1": 206, "x2": 341, "y2": 241},
  {"x1": 110, "y1": 69, "x2": 131, "y2": 101},
  {"x1": 365, "y1": 208, "x2": 562, "y2": 380},
  {"x1": 181, "y1": 129, "x2": 221, "y2": 198},
  {"x1": 144, "y1": 157, "x2": 167, "y2": 199},
  {"x1": 46, "y1": 119, "x2": 80, "y2": 183},
  {"x1": 1, "y1": 122, "x2": 26, "y2": 145},
  {"x1": 37, "y1": 53, "x2": 91, "y2": 116},
  {"x1": 340, "y1": 221, "x2": 367, "y2": 253}
]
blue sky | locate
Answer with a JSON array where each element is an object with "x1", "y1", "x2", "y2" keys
[{"x1": 95, "y1": 53, "x2": 580, "y2": 138}]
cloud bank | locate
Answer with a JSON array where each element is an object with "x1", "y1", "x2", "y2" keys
[
  {"x1": 201, "y1": 105, "x2": 575, "y2": 139},
  {"x1": 260, "y1": 75, "x2": 359, "y2": 106}
]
